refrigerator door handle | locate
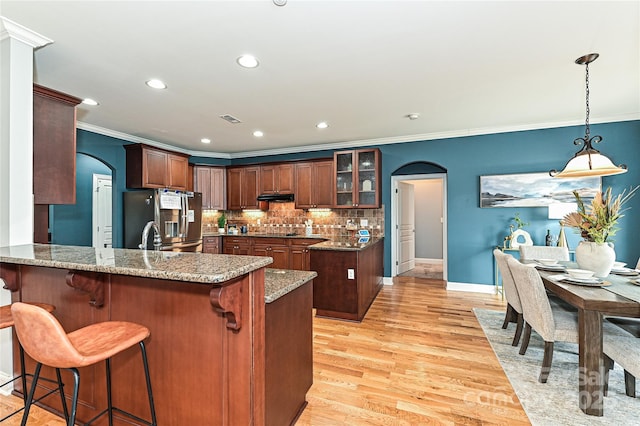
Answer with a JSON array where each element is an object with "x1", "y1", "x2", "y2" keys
[{"x1": 183, "y1": 193, "x2": 189, "y2": 239}]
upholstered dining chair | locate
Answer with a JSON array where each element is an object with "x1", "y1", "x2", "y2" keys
[
  {"x1": 603, "y1": 332, "x2": 640, "y2": 398},
  {"x1": 518, "y1": 245, "x2": 570, "y2": 262},
  {"x1": 506, "y1": 256, "x2": 579, "y2": 383},
  {"x1": 493, "y1": 249, "x2": 524, "y2": 346}
]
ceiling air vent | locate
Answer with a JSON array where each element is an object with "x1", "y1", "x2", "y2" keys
[{"x1": 219, "y1": 114, "x2": 242, "y2": 124}]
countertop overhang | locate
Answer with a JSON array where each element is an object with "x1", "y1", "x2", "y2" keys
[{"x1": 0, "y1": 244, "x2": 272, "y2": 284}]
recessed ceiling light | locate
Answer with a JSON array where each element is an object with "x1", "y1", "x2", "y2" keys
[
  {"x1": 82, "y1": 98, "x2": 99, "y2": 106},
  {"x1": 146, "y1": 79, "x2": 167, "y2": 89},
  {"x1": 237, "y1": 55, "x2": 259, "y2": 68},
  {"x1": 253, "y1": 130, "x2": 264, "y2": 137},
  {"x1": 316, "y1": 121, "x2": 329, "y2": 129},
  {"x1": 201, "y1": 138, "x2": 211, "y2": 144}
]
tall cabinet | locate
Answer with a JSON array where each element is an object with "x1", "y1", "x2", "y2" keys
[
  {"x1": 295, "y1": 160, "x2": 334, "y2": 209},
  {"x1": 227, "y1": 166, "x2": 260, "y2": 210},
  {"x1": 334, "y1": 148, "x2": 381, "y2": 208},
  {"x1": 194, "y1": 166, "x2": 226, "y2": 210},
  {"x1": 33, "y1": 84, "x2": 82, "y2": 243}
]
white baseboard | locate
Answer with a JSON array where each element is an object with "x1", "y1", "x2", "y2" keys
[
  {"x1": 446, "y1": 282, "x2": 497, "y2": 294},
  {"x1": 415, "y1": 258, "x2": 443, "y2": 265},
  {"x1": 0, "y1": 372, "x2": 14, "y2": 396},
  {"x1": 383, "y1": 277, "x2": 394, "y2": 285}
]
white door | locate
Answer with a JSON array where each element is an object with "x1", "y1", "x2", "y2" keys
[
  {"x1": 397, "y1": 182, "x2": 415, "y2": 273},
  {"x1": 92, "y1": 174, "x2": 112, "y2": 248}
]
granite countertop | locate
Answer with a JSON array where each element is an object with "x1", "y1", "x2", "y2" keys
[
  {"x1": 203, "y1": 231, "x2": 327, "y2": 239},
  {"x1": 264, "y1": 269, "x2": 317, "y2": 303},
  {"x1": 310, "y1": 237, "x2": 383, "y2": 251},
  {"x1": 0, "y1": 244, "x2": 272, "y2": 284}
]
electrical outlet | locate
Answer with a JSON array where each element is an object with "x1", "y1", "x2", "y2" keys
[
  {"x1": 360, "y1": 219, "x2": 368, "y2": 227},
  {"x1": 347, "y1": 269, "x2": 355, "y2": 279}
]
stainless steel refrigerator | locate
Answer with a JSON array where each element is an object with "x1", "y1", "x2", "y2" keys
[{"x1": 124, "y1": 189, "x2": 203, "y2": 252}]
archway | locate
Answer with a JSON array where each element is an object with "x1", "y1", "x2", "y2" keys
[{"x1": 391, "y1": 161, "x2": 448, "y2": 281}]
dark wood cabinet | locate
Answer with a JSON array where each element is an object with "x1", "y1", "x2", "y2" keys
[
  {"x1": 226, "y1": 166, "x2": 260, "y2": 210},
  {"x1": 260, "y1": 163, "x2": 294, "y2": 195},
  {"x1": 265, "y1": 281, "x2": 313, "y2": 426},
  {"x1": 252, "y1": 238, "x2": 290, "y2": 269},
  {"x1": 222, "y1": 237, "x2": 251, "y2": 255},
  {"x1": 310, "y1": 238, "x2": 384, "y2": 321},
  {"x1": 290, "y1": 239, "x2": 325, "y2": 271},
  {"x1": 334, "y1": 148, "x2": 381, "y2": 208},
  {"x1": 202, "y1": 236, "x2": 221, "y2": 254},
  {"x1": 187, "y1": 164, "x2": 194, "y2": 192},
  {"x1": 33, "y1": 84, "x2": 81, "y2": 205},
  {"x1": 221, "y1": 236, "x2": 325, "y2": 270},
  {"x1": 125, "y1": 144, "x2": 189, "y2": 190},
  {"x1": 194, "y1": 166, "x2": 226, "y2": 210},
  {"x1": 295, "y1": 160, "x2": 334, "y2": 209}
]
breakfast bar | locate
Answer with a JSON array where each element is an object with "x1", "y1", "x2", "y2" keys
[{"x1": 0, "y1": 244, "x2": 316, "y2": 425}]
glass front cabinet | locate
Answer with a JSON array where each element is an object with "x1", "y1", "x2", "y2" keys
[{"x1": 334, "y1": 148, "x2": 381, "y2": 208}]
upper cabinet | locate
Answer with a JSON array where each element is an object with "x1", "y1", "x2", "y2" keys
[
  {"x1": 295, "y1": 160, "x2": 334, "y2": 209},
  {"x1": 33, "y1": 84, "x2": 82, "y2": 205},
  {"x1": 260, "y1": 163, "x2": 294, "y2": 195},
  {"x1": 227, "y1": 166, "x2": 260, "y2": 210},
  {"x1": 334, "y1": 148, "x2": 381, "y2": 208},
  {"x1": 125, "y1": 144, "x2": 189, "y2": 190},
  {"x1": 194, "y1": 165, "x2": 226, "y2": 210}
]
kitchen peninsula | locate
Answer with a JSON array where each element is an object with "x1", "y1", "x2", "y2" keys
[
  {"x1": 0, "y1": 244, "x2": 315, "y2": 425},
  {"x1": 310, "y1": 237, "x2": 383, "y2": 321}
]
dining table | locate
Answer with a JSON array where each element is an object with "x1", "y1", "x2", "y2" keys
[{"x1": 537, "y1": 264, "x2": 640, "y2": 416}]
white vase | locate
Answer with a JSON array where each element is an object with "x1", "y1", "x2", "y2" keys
[{"x1": 575, "y1": 241, "x2": 616, "y2": 278}]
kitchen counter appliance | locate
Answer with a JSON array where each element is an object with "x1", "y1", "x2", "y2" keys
[{"x1": 124, "y1": 189, "x2": 202, "y2": 252}]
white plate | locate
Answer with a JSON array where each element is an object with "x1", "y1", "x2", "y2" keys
[
  {"x1": 611, "y1": 267, "x2": 639, "y2": 276},
  {"x1": 629, "y1": 278, "x2": 640, "y2": 286},
  {"x1": 561, "y1": 275, "x2": 604, "y2": 285},
  {"x1": 534, "y1": 263, "x2": 565, "y2": 271}
]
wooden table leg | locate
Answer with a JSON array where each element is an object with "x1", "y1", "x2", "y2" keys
[{"x1": 578, "y1": 308, "x2": 604, "y2": 416}]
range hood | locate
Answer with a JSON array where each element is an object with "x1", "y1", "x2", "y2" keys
[{"x1": 256, "y1": 193, "x2": 294, "y2": 202}]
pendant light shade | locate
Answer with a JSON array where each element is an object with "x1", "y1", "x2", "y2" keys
[{"x1": 550, "y1": 53, "x2": 627, "y2": 178}]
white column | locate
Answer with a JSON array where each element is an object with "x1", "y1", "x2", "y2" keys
[{"x1": 0, "y1": 16, "x2": 52, "y2": 393}]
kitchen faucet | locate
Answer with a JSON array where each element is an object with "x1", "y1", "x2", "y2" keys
[{"x1": 139, "y1": 221, "x2": 162, "y2": 250}]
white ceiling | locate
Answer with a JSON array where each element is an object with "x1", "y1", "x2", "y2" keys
[{"x1": 2, "y1": 1, "x2": 639, "y2": 159}]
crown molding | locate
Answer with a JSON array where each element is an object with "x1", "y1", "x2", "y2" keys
[
  {"x1": 78, "y1": 113, "x2": 640, "y2": 161},
  {"x1": 0, "y1": 16, "x2": 52, "y2": 48}
]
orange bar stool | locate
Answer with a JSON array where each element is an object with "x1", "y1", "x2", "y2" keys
[
  {"x1": 10, "y1": 302, "x2": 157, "y2": 426},
  {"x1": 0, "y1": 302, "x2": 68, "y2": 422}
]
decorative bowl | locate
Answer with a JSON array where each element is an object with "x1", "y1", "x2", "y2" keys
[
  {"x1": 537, "y1": 259, "x2": 559, "y2": 266},
  {"x1": 613, "y1": 261, "x2": 627, "y2": 269},
  {"x1": 566, "y1": 269, "x2": 595, "y2": 280}
]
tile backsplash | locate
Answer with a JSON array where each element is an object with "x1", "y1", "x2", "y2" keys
[{"x1": 202, "y1": 202, "x2": 384, "y2": 238}]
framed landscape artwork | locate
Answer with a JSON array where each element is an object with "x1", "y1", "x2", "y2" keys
[{"x1": 479, "y1": 172, "x2": 601, "y2": 208}]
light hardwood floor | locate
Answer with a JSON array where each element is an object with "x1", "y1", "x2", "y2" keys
[{"x1": 1, "y1": 276, "x2": 530, "y2": 425}]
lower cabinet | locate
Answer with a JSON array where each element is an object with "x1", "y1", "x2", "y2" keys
[
  {"x1": 310, "y1": 238, "x2": 383, "y2": 321},
  {"x1": 252, "y1": 239, "x2": 289, "y2": 269},
  {"x1": 202, "y1": 236, "x2": 221, "y2": 254},
  {"x1": 290, "y1": 239, "x2": 325, "y2": 270},
  {"x1": 221, "y1": 237, "x2": 325, "y2": 270},
  {"x1": 222, "y1": 237, "x2": 251, "y2": 255},
  {"x1": 265, "y1": 280, "x2": 313, "y2": 425}
]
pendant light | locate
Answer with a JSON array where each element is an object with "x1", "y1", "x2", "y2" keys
[{"x1": 550, "y1": 53, "x2": 627, "y2": 178}]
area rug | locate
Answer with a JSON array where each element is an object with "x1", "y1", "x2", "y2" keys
[{"x1": 474, "y1": 309, "x2": 638, "y2": 426}]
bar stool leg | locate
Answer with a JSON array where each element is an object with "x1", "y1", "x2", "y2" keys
[
  {"x1": 68, "y1": 368, "x2": 80, "y2": 426},
  {"x1": 56, "y1": 368, "x2": 70, "y2": 421},
  {"x1": 106, "y1": 358, "x2": 114, "y2": 426},
  {"x1": 20, "y1": 363, "x2": 42, "y2": 426},
  {"x1": 139, "y1": 341, "x2": 157, "y2": 425},
  {"x1": 19, "y1": 345, "x2": 27, "y2": 405}
]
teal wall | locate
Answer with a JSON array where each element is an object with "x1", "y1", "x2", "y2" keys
[
  {"x1": 50, "y1": 153, "x2": 111, "y2": 246},
  {"x1": 65, "y1": 120, "x2": 640, "y2": 286}
]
